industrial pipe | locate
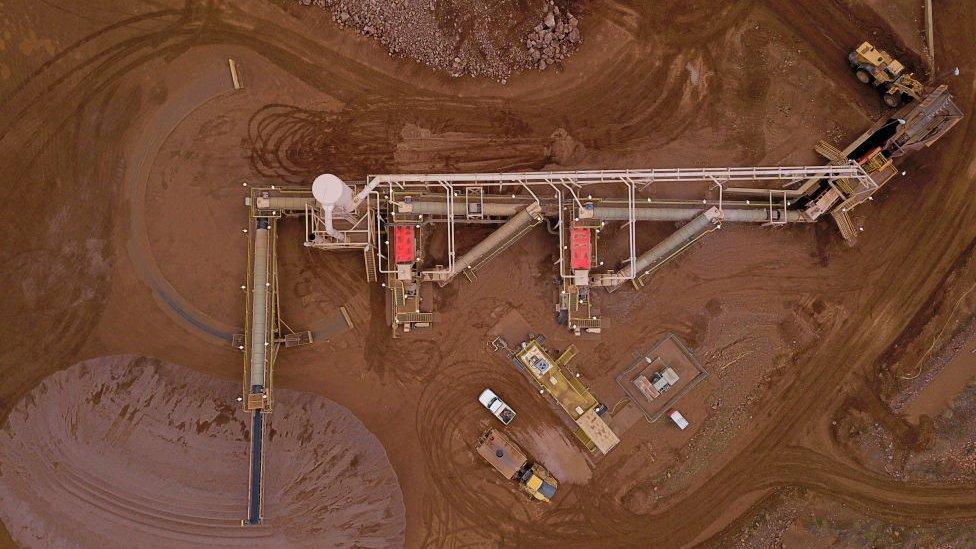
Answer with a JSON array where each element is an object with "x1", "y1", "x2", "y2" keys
[
  {"x1": 590, "y1": 206, "x2": 800, "y2": 223},
  {"x1": 249, "y1": 219, "x2": 270, "y2": 389},
  {"x1": 320, "y1": 204, "x2": 348, "y2": 242},
  {"x1": 255, "y1": 196, "x2": 314, "y2": 211},
  {"x1": 405, "y1": 201, "x2": 799, "y2": 223},
  {"x1": 439, "y1": 202, "x2": 542, "y2": 285},
  {"x1": 615, "y1": 208, "x2": 720, "y2": 281},
  {"x1": 404, "y1": 200, "x2": 524, "y2": 217}
]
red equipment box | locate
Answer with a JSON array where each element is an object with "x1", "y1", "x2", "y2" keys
[
  {"x1": 570, "y1": 227, "x2": 591, "y2": 270},
  {"x1": 393, "y1": 226, "x2": 415, "y2": 264}
]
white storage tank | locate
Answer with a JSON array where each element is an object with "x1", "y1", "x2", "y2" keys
[{"x1": 312, "y1": 173, "x2": 354, "y2": 212}]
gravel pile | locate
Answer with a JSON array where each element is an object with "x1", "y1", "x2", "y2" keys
[
  {"x1": 525, "y1": 0, "x2": 581, "y2": 71},
  {"x1": 295, "y1": 0, "x2": 582, "y2": 79}
]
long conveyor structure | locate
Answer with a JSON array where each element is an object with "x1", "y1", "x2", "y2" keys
[
  {"x1": 254, "y1": 164, "x2": 878, "y2": 336},
  {"x1": 240, "y1": 198, "x2": 281, "y2": 526},
  {"x1": 250, "y1": 161, "x2": 906, "y2": 335}
]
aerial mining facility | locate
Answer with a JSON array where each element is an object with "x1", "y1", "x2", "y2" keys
[
  {"x1": 9, "y1": 0, "x2": 976, "y2": 544},
  {"x1": 237, "y1": 78, "x2": 960, "y2": 523}
]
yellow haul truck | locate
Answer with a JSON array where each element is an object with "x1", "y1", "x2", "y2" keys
[{"x1": 476, "y1": 429, "x2": 558, "y2": 502}]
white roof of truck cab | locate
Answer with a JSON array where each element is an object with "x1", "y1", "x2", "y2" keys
[{"x1": 478, "y1": 389, "x2": 498, "y2": 408}]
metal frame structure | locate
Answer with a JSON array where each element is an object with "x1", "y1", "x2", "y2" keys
[
  {"x1": 252, "y1": 163, "x2": 879, "y2": 336},
  {"x1": 302, "y1": 164, "x2": 871, "y2": 280},
  {"x1": 614, "y1": 333, "x2": 709, "y2": 423},
  {"x1": 240, "y1": 196, "x2": 280, "y2": 527},
  {"x1": 242, "y1": 201, "x2": 281, "y2": 413},
  {"x1": 239, "y1": 187, "x2": 318, "y2": 526}
]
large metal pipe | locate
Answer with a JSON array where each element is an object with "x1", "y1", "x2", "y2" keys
[
  {"x1": 616, "y1": 209, "x2": 720, "y2": 280},
  {"x1": 590, "y1": 206, "x2": 801, "y2": 223},
  {"x1": 405, "y1": 200, "x2": 524, "y2": 217},
  {"x1": 924, "y1": 0, "x2": 934, "y2": 66},
  {"x1": 441, "y1": 203, "x2": 542, "y2": 285},
  {"x1": 249, "y1": 220, "x2": 270, "y2": 388},
  {"x1": 405, "y1": 201, "x2": 800, "y2": 223},
  {"x1": 255, "y1": 196, "x2": 315, "y2": 211}
]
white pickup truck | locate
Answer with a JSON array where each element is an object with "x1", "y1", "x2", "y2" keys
[{"x1": 479, "y1": 389, "x2": 516, "y2": 425}]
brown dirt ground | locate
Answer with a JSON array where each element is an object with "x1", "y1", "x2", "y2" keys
[
  {"x1": 713, "y1": 487, "x2": 976, "y2": 547},
  {"x1": 1, "y1": 0, "x2": 975, "y2": 547},
  {"x1": 0, "y1": 355, "x2": 404, "y2": 547}
]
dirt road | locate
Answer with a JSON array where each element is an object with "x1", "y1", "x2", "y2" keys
[{"x1": 1, "y1": 0, "x2": 975, "y2": 546}]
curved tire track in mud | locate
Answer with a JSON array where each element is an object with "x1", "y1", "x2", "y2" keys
[
  {"x1": 122, "y1": 51, "x2": 240, "y2": 344},
  {"x1": 413, "y1": 358, "x2": 535, "y2": 546}
]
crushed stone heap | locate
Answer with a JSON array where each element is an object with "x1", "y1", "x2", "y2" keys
[{"x1": 296, "y1": 0, "x2": 582, "y2": 79}]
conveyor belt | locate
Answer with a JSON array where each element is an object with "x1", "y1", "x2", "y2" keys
[{"x1": 244, "y1": 407, "x2": 264, "y2": 526}]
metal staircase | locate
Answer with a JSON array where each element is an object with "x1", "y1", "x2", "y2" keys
[
  {"x1": 815, "y1": 140, "x2": 846, "y2": 162},
  {"x1": 395, "y1": 312, "x2": 434, "y2": 324},
  {"x1": 830, "y1": 208, "x2": 858, "y2": 246},
  {"x1": 573, "y1": 318, "x2": 602, "y2": 330},
  {"x1": 363, "y1": 247, "x2": 377, "y2": 283}
]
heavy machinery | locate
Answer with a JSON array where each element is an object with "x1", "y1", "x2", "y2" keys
[
  {"x1": 476, "y1": 429, "x2": 558, "y2": 502},
  {"x1": 849, "y1": 41, "x2": 924, "y2": 107}
]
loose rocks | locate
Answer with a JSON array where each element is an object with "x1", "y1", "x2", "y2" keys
[
  {"x1": 525, "y1": 0, "x2": 582, "y2": 71},
  {"x1": 294, "y1": 0, "x2": 583, "y2": 78}
]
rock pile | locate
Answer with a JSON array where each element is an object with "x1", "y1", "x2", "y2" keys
[
  {"x1": 293, "y1": 0, "x2": 582, "y2": 78},
  {"x1": 299, "y1": 0, "x2": 520, "y2": 79},
  {"x1": 525, "y1": 1, "x2": 581, "y2": 71}
]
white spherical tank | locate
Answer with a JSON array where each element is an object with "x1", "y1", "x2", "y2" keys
[{"x1": 312, "y1": 173, "x2": 354, "y2": 212}]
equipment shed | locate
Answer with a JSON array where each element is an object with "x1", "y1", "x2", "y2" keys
[{"x1": 577, "y1": 407, "x2": 620, "y2": 454}]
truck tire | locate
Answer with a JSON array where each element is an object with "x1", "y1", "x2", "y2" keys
[
  {"x1": 855, "y1": 69, "x2": 872, "y2": 84},
  {"x1": 884, "y1": 92, "x2": 902, "y2": 108}
]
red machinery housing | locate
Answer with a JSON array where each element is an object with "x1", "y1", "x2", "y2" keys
[
  {"x1": 393, "y1": 226, "x2": 416, "y2": 264},
  {"x1": 570, "y1": 227, "x2": 591, "y2": 270}
]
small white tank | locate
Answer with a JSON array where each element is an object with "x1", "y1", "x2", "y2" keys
[{"x1": 312, "y1": 173, "x2": 353, "y2": 212}]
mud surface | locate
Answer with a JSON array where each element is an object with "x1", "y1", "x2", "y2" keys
[
  {"x1": 1, "y1": 0, "x2": 976, "y2": 547},
  {"x1": 0, "y1": 356, "x2": 404, "y2": 548},
  {"x1": 716, "y1": 487, "x2": 976, "y2": 548}
]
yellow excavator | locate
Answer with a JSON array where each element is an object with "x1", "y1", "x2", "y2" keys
[{"x1": 849, "y1": 42, "x2": 924, "y2": 107}]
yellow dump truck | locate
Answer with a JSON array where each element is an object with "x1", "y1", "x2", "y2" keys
[{"x1": 476, "y1": 429, "x2": 558, "y2": 502}]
